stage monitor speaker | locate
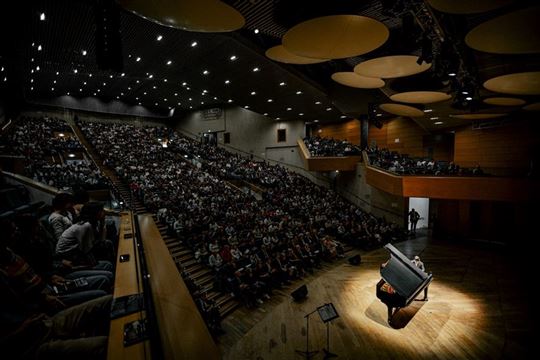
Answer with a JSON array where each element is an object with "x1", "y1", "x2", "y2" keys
[
  {"x1": 291, "y1": 284, "x2": 308, "y2": 302},
  {"x1": 348, "y1": 254, "x2": 361, "y2": 266}
]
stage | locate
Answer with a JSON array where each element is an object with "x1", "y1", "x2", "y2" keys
[{"x1": 220, "y1": 237, "x2": 531, "y2": 359}]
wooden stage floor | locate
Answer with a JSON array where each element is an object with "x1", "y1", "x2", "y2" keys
[{"x1": 219, "y1": 236, "x2": 532, "y2": 359}]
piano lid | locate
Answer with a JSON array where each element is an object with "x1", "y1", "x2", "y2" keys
[{"x1": 380, "y1": 244, "x2": 431, "y2": 301}]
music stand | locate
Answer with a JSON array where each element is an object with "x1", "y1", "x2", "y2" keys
[
  {"x1": 295, "y1": 309, "x2": 319, "y2": 359},
  {"x1": 317, "y1": 303, "x2": 339, "y2": 359}
]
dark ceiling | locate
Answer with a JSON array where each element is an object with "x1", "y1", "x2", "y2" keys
[{"x1": 1, "y1": 0, "x2": 539, "y2": 130}]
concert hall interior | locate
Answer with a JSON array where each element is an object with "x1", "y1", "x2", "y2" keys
[{"x1": 0, "y1": 1, "x2": 537, "y2": 359}]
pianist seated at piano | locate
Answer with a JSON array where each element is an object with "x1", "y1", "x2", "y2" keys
[{"x1": 376, "y1": 245, "x2": 433, "y2": 326}]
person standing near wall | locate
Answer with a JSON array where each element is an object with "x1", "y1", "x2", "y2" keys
[{"x1": 408, "y1": 208, "x2": 420, "y2": 235}]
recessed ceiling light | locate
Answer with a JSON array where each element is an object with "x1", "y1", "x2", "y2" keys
[
  {"x1": 250, "y1": 91, "x2": 256, "y2": 95},
  {"x1": 203, "y1": 70, "x2": 209, "y2": 75},
  {"x1": 103, "y1": 82, "x2": 106, "y2": 86},
  {"x1": 252, "y1": 67, "x2": 260, "y2": 72},
  {"x1": 97, "y1": 89, "x2": 101, "y2": 92},
  {"x1": 83, "y1": 81, "x2": 87, "y2": 85},
  {"x1": 276, "y1": 117, "x2": 280, "y2": 120},
  {"x1": 225, "y1": 80, "x2": 230, "y2": 84},
  {"x1": 263, "y1": 113, "x2": 268, "y2": 116},
  {"x1": 465, "y1": 97, "x2": 473, "y2": 101},
  {"x1": 40, "y1": 12, "x2": 45, "y2": 21},
  {"x1": 155, "y1": 102, "x2": 158, "y2": 106},
  {"x1": 109, "y1": 75, "x2": 113, "y2": 78},
  {"x1": 121, "y1": 92, "x2": 124, "y2": 96},
  {"x1": 163, "y1": 79, "x2": 167, "y2": 82},
  {"x1": 254, "y1": 29, "x2": 259, "y2": 34},
  {"x1": 462, "y1": 91, "x2": 468, "y2": 95},
  {"x1": 30, "y1": 79, "x2": 34, "y2": 83},
  {"x1": 153, "y1": 85, "x2": 157, "y2": 89},
  {"x1": 279, "y1": 82, "x2": 286, "y2": 86},
  {"x1": 315, "y1": 101, "x2": 321, "y2": 105},
  {"x1": 287, "y1": 107, "x2": 292, "y2": 111},
  {"x1": 201, "y1": 101, "x2": 205, "y2": 105},
  {"x1": 213, "y1": 96, "x2": 217, "y2": 100},
  {"x1": 245, "y1": 105, "x2": 249, "y2": 109},
  {"x1": 157, "y1": 35, "x2": 163, "y2": 41},
  {"x1": 93, "y1": 92, "x2": 96, "y2": 96},
  {"x1": 174, "y1": 93, "x2": 178, "y2": 96},
  {"x1": 121, "y1": 73, "x2": 125, "y2": 77},
  {"x1": 178, "y1": 102, "x2": 181, "y2": 106},
  {"x1": 56, "y1": 71, "x2": 59, "y2": 75},
  {"x1": 89, "y1": 74, "x2": 92, "y2": 77},
  {"x1": 186, "y1": 87, "x2": 190, "y2": 90},
  {"x1": 82, "y1": 50, "x2": 87, "y2": 56},
  {"x1": 203, "y1": 89, "x2": 208, "y2": 93},
  {"x1": 166, "y1": 60, "x2": 172, "y2": 65},
  {"x1": 51, "y1": 87, "x2": 54, "y2": 91},
  {"x1": 164, "y1": 98, "x2": 167, "y2": 101},
  {"x1": 448, "y1": 73, "x2": 456, "y2": 77},
  {"x1": 53, "y1": 80, "x2": 56, "y2": 84},
  {"x1": 1, "y1": 67, "x2": 3, "y2": 72},
  {"x1": 136, "y1": 97, "x2": 139, "y2": 100},
  {"x1": 424, "y1": 109, "x2": 432, "y2": 113},
  {"x1": 267, "y1": 99, "x2": 273, "y2": 102},
  {"x1": 143, "y1": 92, "x2": 147, "y2": 95},
  {"x1": 340, "y1": 115, "x2": 346, "y2": 119},
  {"x1": 191, "y1": 41, "x2": 198, "y2": 47},
  {"x1": 31, "y1": 69, "x2": 34, "y2": 73},
  {"x1": 376, "y1": 113, "x2": 383, "y2": 117},
  {"x1": 435, "y1": 121, "x2": 443, "y2": 125},
  {"x1": 299, "y1": 113, "x2": 304, "y2": 116},
  {"x1": 296, "y1": 91, "x2": 302, "y2": 95},
  {"x1": 37, "y1": 45, "x2": 42, "y2": 51},
  {"x1": 189, "y1": 98, "x2": 192, "y2": 101},
  {"x1": 136, "y1": 57, "x2": 141, "y2": 62},
  {"x1": 430, "y1": 117, "x2": 439, "y2": 120},
  {"x1": 36, "y1": 66, "x2": 40, "y2": 71},
  {"x1": 66, "y1": 92, "x2": 69, "y2": 95},
  {"x1": 79, "y1": 88, "x2": 82, "y2": 91},
  {"x1": 182, "y1": 82, "x2": 187, "y2": 86},
  {"x1": 326, "y1": 107, "x2": 332, "y2": 111},
  {"x1": 138, "y1": 102, "x2": 142, "y2": 105},
  {"x1": 128, "y1": 86, "x2": 131, "y2": 90},
  {"x1": 30, "y1": 86, "x2": 33, "y2": 90},
  {"x1": 189, "y1": 106, "x2": 193, "y2": 109},
  {"x1": 147, "y1": 74, "x2": 153, "y2": 79},
  {"x1": 136, "y1": 80, "x2": 139, "y2": 83},
  {"x1": 314, "y1": 120, "x2": 319, "y2": 123},
  {"x1": 230, "y1": 55, "x2": 237, "y2": 61}
]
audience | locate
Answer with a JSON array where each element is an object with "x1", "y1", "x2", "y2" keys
[{"x1": 304, "y1": 136, "x2": 362, "y2": 157}]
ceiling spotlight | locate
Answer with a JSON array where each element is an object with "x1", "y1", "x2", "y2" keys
[
  {"x1": 228, "y1": 99, "x2": 233, "y2": 103},
  {"x1": 340, "y1": 115, "x2": 346, "y2": 119},
  {"x1": 182, "y1": 82, "x2": 187, "y2": 86},
  {"x1": 148, "y1": 74, "x2": 153, "y2": 78},
  {"x1": 93, "y1": 92, "x2": 96, "y2": 96},
  {"x1": 121, "y1": 92, "x2": 124, "y2": 96},
  {"x1": 299, "y1": 113, "x2": 304, "y2": 116},
  {"x1": 163, "y1": 79, "x2": 168, "y2": 82},
  {"x1": 254, "y1": 29, "x2": 259, "y2": 34},
  {"x1": 430, "y1": 117, "x2": 439, "y2": 120},
  {"x1": 30, "y1": 79, "x2": 34, "y2": 83},
  {"x1": 30, "y1": 87, "x2": 33, "y2": 90},
  {"x1": 136, "y1": 97, "x2": 139, "y2": 100},
  {"x1": 314, "y1": 120, "x2": 319, "y2": 123},
  {"x1": 97, "y1": 89, "x2": 101, "y2": 92},
  {"x1": 136, "y1": 80, "x2": 139, "y2": 83},
  {"x1": 435, "y1": 121, "x2": 443, "y2": 125},
  {"x1": 103, "y1": 82, "x2": 106, "y2": 86},
  {"x1": 225, "y1": 80, "x2": 230, "y2": 84},
  {"x1": 252, "y1": 67, "x2": 260, "y2": 72},
  {"x1": 203, "y1": 70, "x2": 209, "y2": 75},
  {"x1": 376, "y1": 113, "x2": 383, "y2": 117},
  {"x1": 465, "y1": 96, "x2": 473, "y2": 101},
  {"x1": 136, "y1": 57, "x2": 141, "y2": 62},
  {"x1": 53, "y1": 80, "x2": 56, "y2": 84},
  {"x1": 40, "y1": 12, "x2": 45, "y2": 21},
  {"x1": 279, "y1": 82, "x2": 286, "y2": 86},
  {"x1": 121, "y1": 73, "x2": 125, "y2": 77},
  {"x1": 186, "y1": 87, "x2": 190, "y2": 90},
  {"x1": 213, "y1": 96, "x2": 217, "y2": 100},
  {"x1": 287, "y1": 107, "x2": 292, "y2": 111},
  {"x1": 462, "y1": 91, "x2": 468, "y2": 95},
  {"x1": 315, "y1": 101, "x2": 321, "y2": 105},
  {"x1": 89, "y1": 74, "x2": 93, "y2": 77},
  {"x1": 51, "y1": 87, "x2": 54, "y2": 91},
  {"x1": 267, "y1": 99, "x2": 273, "y2": 102},
  {"x1": 296, "y1": 91, "x2": 302, "y2": 95},
  {"x1": 157, "y1": 35, "x2": 163, "y2": 41},
  {"x1": 128, "y1": 87, "x2": 131, "y2": 90},
  {"x1": 138, "y1": 102, "x2": 141, "y2": 105},
  {"x1": 174, "y1": 93, "x2": 178, "y2": 96},
  {"x1": 424, "y1": 109, "x2": 433, "y2": 113},
  {"x1": 263, "y1": 113, "x2": 268, "y2": 116},
  {"x1": 189, "y1": 98, "x2": 192, "y2": 101},
  {"x1": 191, "y1": 41, "x2": 198, "y2": 47},
  {"x1": 245, "y1": 105, "x2": 249, "y2": 109},
  {"x1": 36, "y1": 66, "x2": 40, "y2": 71},
  {"x1": 79, "y1": 88, "x2": 82, "y2": 91},
  {"x1": 250, "y1": 91, "x2": 256, "y2": 95},
  {"x1": 56, "y1": 71, "x2": 59, "y2": 75},
  {"x1": 276, "y1": 117, "x2": 280, "y2": 120},
  {"x1": 448, "y1": 73, "x2": 456, "y2": 77},
  {"x1": 230, "y1": 55, "x2": 237, "y2": 61},
  {"x1": 73, "y1": 69, "x2": 78, "y2": 74},
  {"x1": 37, "y1": 45, "x2": 42, "y2": 51},
  {"x1": 326, "y1": 107, "x2": 332, "y2": 111},
  {"x1": 143, "y1": 92, "x2": 147, "y2": 95},
  {"x1": 82, "y1": 50, "x2": 87, "y2": 56},
  {"x1": 164, "y1": 98, "x2": 167, "y2": 101},
  {"x1": 155, "y1": 102, "x2": 158, "y2": 106},
  {"x1": 66, "y1": 92, "x2": 69, "y2": 95},
  {"x1": 83, "y1": 81, "x2": 87, "y2": 85},
  {"x1": 31, "y1": 69, "x2": 34, "y2": 73},
  {"x1": 166, "y1": 60, "x2": 172, "y2": 65},
  {"x1": 153, "y1": 85, "x2": 157, "y2": 89}
]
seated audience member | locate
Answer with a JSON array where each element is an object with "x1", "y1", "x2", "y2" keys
[{"x1": 48, "y1": 193, "x2": 75, "y2": 242}]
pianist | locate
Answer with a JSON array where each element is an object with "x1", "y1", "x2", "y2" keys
[{"x1": 412, "y1": 256, "x2": 428, "y2": 301}]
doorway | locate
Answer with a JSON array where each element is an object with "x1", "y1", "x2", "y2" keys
[{"x1": 409, "y1": 197, "x2": 430, "y2": 230}]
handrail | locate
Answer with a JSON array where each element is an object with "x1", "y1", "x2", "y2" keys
[{"x1": 2, "y1": 170, "x2": 60, "y2": 195}]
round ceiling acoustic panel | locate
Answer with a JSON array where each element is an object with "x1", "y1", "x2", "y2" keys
[
  {"x1": 483, "y1": 72, "x2": 540, "y2": 95},
  {"x1": 426, "y1": 0, "x2": 514, "y2": 14},
  {"x1": 265, "y1": 45, "x2": 328, "y2": 65},
  {"x1": 450, "y1": 113, "x2": 507, "y2": 120},
  {"x1": 465, "y1": 6, "x2": 540, "y2": 54},
  {"x1": 379, "y1": 103, "x2": 424, "y2": 117},
  {"x1": 116, "y1": 0, "x2": 245, "y2": 32},
  {"x1": 390, "y1": 91, "x2": 451, "y2": 104},
  {"x1": 282, "y1": 15, "x2": 389, "y2": 59},
  {"x1": 354, "y1": 56, "x2": 431, "y2": 79},
  {"x1": 483, "y1": 97, "x2": 526, "y2": 106},
  {"x1": 331, "y1": 72, "x2": 385, "y2": 89},
  {"x1": 523, "y1": 102, "x2": 540, "y2": 111}
]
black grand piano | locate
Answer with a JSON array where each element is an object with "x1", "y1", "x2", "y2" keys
[{"x1": 376, "y1": 244, "x2": 433, "y2": 325}]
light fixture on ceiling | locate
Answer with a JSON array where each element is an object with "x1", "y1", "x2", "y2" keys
[
  {"x1": 37, "y1": 45, "x2": 42, "y2": 51},
  {"x1": 279, "y1": 82, "x2": 286, "y2": 86},
  {"x1": 36, "y1": 66, "x2": 40, "y2": 71},
  {"x1": 82, "y1": 50, "x2": 87, "y2": 56},
  {"x1": 93, "y1": 92, "x2": 96, "y2": 96},
  {"x1": 178, "y1": 102, "x2": 181, "y2": 106},
  {"x1": 30, "y1": 79, "x2": 34, "y2": 83},
  {"x1": 430, "y1": 117, "x2": 439, "y2": 120},
  {"x1": 53, "y1": 80, "x2": 56, "y2": 84},
  {"x1": 163, "y1": 79, "x2": 168, "y2": 82},
  {"x1": 203, "y1": 70, "x2": 209, "y2": 75},
  {"x1": 166, "y1": 60, "x2": 172, "y2": 65},
  {"x1": 73, "y1": 69, "x2": 78, "y2": 74},
  {"x1": 254, "y1": 29, "x2": 259, "y2": 34},
  {"x1": 164, "y1": 98, "x2": 167, "y2": 101},
  {"x1": 30, "y1": 86, "x2": 33, "y2": 90},
  {"x1": 153, "y1": 85, "x2": 157, "y2": 89},
  {"x1": 326, "y1": 107, "x2": 332, "y2": 111},
  {"x1": 191, "y1": 41, "x2": 198, "y2": 47},
  {"x1": 287, "y1": 107, "x2": 292, "y2": 111},
  {"x1": 225, "y1": 80, "x2": 230, "y2": 84},
  {"x1": 465, "y1": 96, "x2": 473, "y2": 101},
  {"x1": 109, "y1": 74, "x2": 113, "y2": 78},
  {"x1": 315, "y1": 101, "x2": 321, "y2": 105},
  {"x1": 230, "y1": 55, "x2": 237, "y2": 61},
  {"x1": 40, "y1": 12, "x2": 45, "y2": 21},
  {"x1": 157, "y1": 35, "x2": 163, "y2": 41},
  {"x1": 136, "y1": 57, "x2": 141, "y2": 62},
  {"x1": 252, "y1": 67, "x2": 260, "y2": 72},
  {"x1": 182, "y1": 82, "x2": 187, "y2": 86},
  {"x1": 79, "y1": 88, "x2": 82, "y2": 91},
  {"x1": 228, "y1": 99, "x2": 233, "y2": 103},
  {"x1": 462, "y1": 91, "x2": 468, "y2": 95},
  {"x1": 276, "y1": 117, "x2": 280, "y2": 120},
  {"x1": 51, "y1": 87, "x2": 54, "y2": 91},
  {"x1": 121, "y1": 92, "x2": 124, "y2": 96},
  {"x1": 299, "y1": 113, "x2": 304, "y2": 116},
  {"x1": 143, "y1": 92, "x2": 147, "y2": 95},
  {"x1": 89, "y1": 74, "x2": 93, "y2": 77},
  {"x1": 448, "y1": 72, "x2": 456, "y2": 77},
  {"x1": 340, "y1": 115, "x2": 346, "y2": 119},
  {"x1": 103, "y1": 82, "x2": 106, "y2": 86},
  {"x1": 314, "y1": 120, "x2": 319, "y2": 123},
  {"x1": 250, "y1": 91, "x2": 256, "y2": 95},
  {"x1": 174, "y1": 93, "x2": 178, "y2": 96},
  {"x1": 83, "y1": 81, "x2": 87, "y2": 85},
  {"x1": 245, "y1": 105, "x2": 249, "y2": 109},
  {"x1": 56, "y1": 71, "x2": 59, "y2": 75},
  {"x1": 121, "y1": 73, "x2": 125, "y2": 77},
  {"x1": 296, "y1": 91, "x2": 302, "y2": 95},
  {"x1": 434, "y1": 121, "x2": 443, "y2": 125},
  {"x1": 267, "y1": 99, "x2": 273, "y2": 102},
  {"x1": 263, "y1": 113, "x2": 268, "y2": 116},
  {"x1": 424, "y1": 109, "x2": 433, "y2": 112},
  {"x1": 189, "y1": 98, "x2": 192, "y2": 101}
]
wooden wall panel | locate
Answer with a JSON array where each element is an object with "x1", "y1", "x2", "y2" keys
[
  {"x1": 368, "y1": 117, "x2": 429, "y2": 157},
  {"x1": 317, "y1": 119, "x2": 361, "y2": 145},
  {"x1": 454, "y1": 119, "x2": 539, "y2": 173}
]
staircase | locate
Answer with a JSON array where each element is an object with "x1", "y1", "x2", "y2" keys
[
  {"x1": 70, "y1": 121, "x2": 147, "y2": 214},
  {"x1": 152, "y1": 214, "x2": 239, "y2": 318}
]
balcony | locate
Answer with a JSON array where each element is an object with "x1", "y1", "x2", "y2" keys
[{"x1": 297, "y1": 138, "x2": 362, "y2": 172}]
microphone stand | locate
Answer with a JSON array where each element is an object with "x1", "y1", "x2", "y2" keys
[{"x1": 295, "y1": 308, "x2": 319, "y2": 359}]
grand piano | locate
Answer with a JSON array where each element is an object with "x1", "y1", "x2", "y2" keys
[{"x1": 376, "y1": 244, "x2": 433, "y2": 325}]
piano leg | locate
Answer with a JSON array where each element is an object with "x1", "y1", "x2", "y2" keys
[{"x1": 423, "y1": 287, "x2": 429, "y2": 301}]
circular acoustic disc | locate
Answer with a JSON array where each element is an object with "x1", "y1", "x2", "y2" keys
[
  {"x1": 465, "y1": 6, "x2": 540, "y2": 54},
  {"x1": 390, "y1": 91, "x2": 451, "y2": 104},
  {"x1": 483, "y1": 72, "x2": 540, "y2": 95},
  {"x1": 523, "y1": 102, "x2": 540, "y2": 111},
  {"x1": 426, "y1": 0, "x2": 514, "y2": 14},
  {"x1": 379, "y1": 103, "x2": 424, "y2": 117},
  {"x1": 450, "y1": 113, "x2": 507, "y2": 120},
  {"x1": 282, "y1": 15, "x2": 389, "y2": 59},
  {"x1": 354, "y1": 56, "x2": 431, "y2": 79},
  {"x1": 265, "y1": 45, "x2": 329, "y2": 65},
  {"x1": 331, "y1": 72, "x2": 385, "y2": 89},
  {"x1": 116, "y1": 0, "x2": 245, "y2": 33},
  {"x1": 483, "y1": 97, "x2": 526, "y2": 106}
]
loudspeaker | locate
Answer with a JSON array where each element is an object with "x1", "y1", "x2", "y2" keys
[
  {"x1": 291, "y1": 284, "x2": 308, "y2": 302},
  {"x1": 94, "y1": 0, "x2": 123, "y2": 72},
  {"x1": 348, "y1": 254, "x2": 361, "y2": 266}
]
